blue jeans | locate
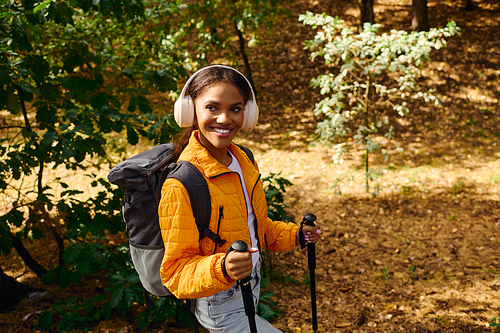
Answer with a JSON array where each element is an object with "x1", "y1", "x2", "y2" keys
[{"x1": 194, "y1": 261, "x2": 281, "y2": 333}]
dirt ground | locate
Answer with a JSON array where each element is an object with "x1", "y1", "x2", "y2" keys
[
  {"x1": 1, "y1": 0, "x2": 500, "y2": 332},
  {"x1": 253, "y1": 144, "x2": 500, "y2": 333},
  {"x1": 243, "y1": 0, "x2": 500, "y2": 331}
]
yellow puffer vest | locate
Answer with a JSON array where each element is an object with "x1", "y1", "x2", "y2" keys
[{"x1": 158, "y1": 131, "x2": 298, "y2": 299}]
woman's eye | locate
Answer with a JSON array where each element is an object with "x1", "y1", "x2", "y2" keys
[
  {"x1": 232, "y1": 107, "x2": 242, "y2": 112},
  {"x1": 206, "y1": 105, "x2": 218, "y2": 111}
]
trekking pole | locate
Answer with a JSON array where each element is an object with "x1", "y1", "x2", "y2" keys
[
  {"x1": 230, "y1": 240, "x2": 258, "y2": 333},
  {"x1": 301, "y1": 213, "x2": 318, "y2": 331}
]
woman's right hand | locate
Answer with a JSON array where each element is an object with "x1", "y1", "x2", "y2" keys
[{"x1": 223, "y1": 247, "x2": 258, "y2": 281}]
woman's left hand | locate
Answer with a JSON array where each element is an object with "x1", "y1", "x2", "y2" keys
[{"x1": 297, "y1": 223, "x2": 321, "y2": 245}]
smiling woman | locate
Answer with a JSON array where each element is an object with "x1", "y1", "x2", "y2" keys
[{"x1": 158, "y1": 65, "x2": 321, "y2": 333}]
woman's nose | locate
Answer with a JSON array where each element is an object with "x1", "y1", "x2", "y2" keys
[{"x1": 216, "y1": 111, "x2": 231, "y2": 124}]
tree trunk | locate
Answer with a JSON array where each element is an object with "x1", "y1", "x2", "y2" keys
[
  {"x1": 0, "y1": 265, "x2": 41, "y2": 312},
  {"x1": 464, "y1": 0, "x2": 474, "y2": 11},
  {"x1": 232, "y1": 20, "x2": 256, "y2": 96},
  {"x1": 360, "y1": 0, "x2": 374, "y2": 26},
  {"x1": 412, "y1": 0, "x2": 429, "y2": 31},
  {"x1": 11, "y1": 234, "x2": 48, "y2": 278}
]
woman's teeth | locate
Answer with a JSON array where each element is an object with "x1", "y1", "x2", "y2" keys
[{"x1": 213, "y1": 128, "x2": 231, "y2": 134}]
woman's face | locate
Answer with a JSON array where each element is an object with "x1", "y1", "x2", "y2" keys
[{"x1": 194, "y1": 82, "x2": 245, "y2": 158}]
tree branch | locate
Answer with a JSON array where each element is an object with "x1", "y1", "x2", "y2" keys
[
  {"x1": 52, "y1": 226, "x2": 65, "y2": 267},
  {"x1": 18, "y1": 90, "x2": 44, "y2": 197},
  {"x1": 11, "y1": 234, "x2": 48, "y2": 278},
  {"x1": 0, "y1": 125, "x2": 34, "y2": 130},
  {"x1": 364, "y1": 76, "x2": 370, "y2": 192}
]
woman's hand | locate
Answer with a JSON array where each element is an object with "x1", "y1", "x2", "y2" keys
[
  {"x1": 297, "y1": 224, "x2": 321, "y2": 246},
  {"x1": 223, "y1": 247, "x2": 258, "y2": 281}
]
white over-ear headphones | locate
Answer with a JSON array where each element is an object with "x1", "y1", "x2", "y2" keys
[{"x1": 173, "y1": 65, "x2": 259, "y2": 131}]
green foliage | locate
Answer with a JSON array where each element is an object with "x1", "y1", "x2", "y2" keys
[
  {"x1": 1, "y1": 0, "x2": 296, "y2": 330},
  {"x1": 0, "y1": 0, "x2": 188, "y2": 224},
  {"x1": 1, "y1": 0, "x2": 188, "y2": 330},
  {"x1": 409, "y1": 265, "x2": 415, "y2": 285},
  {"x1": 375, "y1": 267, "x2": 390, "y2": 287},
  {"x1": 262, "y1": 172, "x2": 293, "y2": 222},
  {"x1": 257, "y1": 173, "x2": 293, "y2": 321},
  {"x1": 136, "y1": 297, "x2": 192, "y2": 329},
  {"x1": 300, "y1": 12, "x2": 460, "y2": 193},
  {"x1": 177, "y1": 0, "x2": 293, "y2": 67},
  {"x1": 489, "y1": 317, "x2": 500, "y2": 329},
  {"x1": 258, "y1": 291, "x2": 282, "y2": 320}
]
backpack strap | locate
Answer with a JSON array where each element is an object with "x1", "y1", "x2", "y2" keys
[
  {"x1": 126, "y1": 190, "x2": 149, "y2": 219},
  {"x1": 235, "y1": 144, "x2": 255, "y2": 164},
  {"x1": 186, "y1": 299, "x2": 201, "y2": 333},
  {"x1": 162, "y1": 161, "x2": 224, "y2": 247}
]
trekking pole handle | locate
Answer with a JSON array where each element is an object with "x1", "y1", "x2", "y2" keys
[
  {"x1": 302, "y1": 213, "x2": 317, "y2": 227},
  {"x1": 230, "y1": 240, "x2": 248, "y2": 253},
  {"x1": 301, "y1": 214, "x2": 317, "y2": 271},
  {"x1": 230, "y1": 241, "x2": 253, "y2": 284}
]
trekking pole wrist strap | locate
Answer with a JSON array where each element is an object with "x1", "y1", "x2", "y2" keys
[
  {"x1": 221, "y1": 247, "x2": 233, "y2": 281},
  {"x1": 298, "y1": 225, "x2": 307, "y2": 249}
]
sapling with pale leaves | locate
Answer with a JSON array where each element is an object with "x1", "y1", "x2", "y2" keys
[{"x1": 299, "y1": 12, "x2": 460, "y2": 194}]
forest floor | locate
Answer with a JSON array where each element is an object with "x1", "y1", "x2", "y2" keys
[
  {"x1": 246, "y1": 0, "x2": 500, "y2": 332},
  {"x1": 2, "y1": 0, "x2": 500, "y2": 332}
]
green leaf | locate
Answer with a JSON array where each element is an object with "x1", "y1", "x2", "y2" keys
[
  {"x1": 109, "y1": 284, "x2": 135, "y2": 311},
  {"x1": 30, "y1": 227, "x2": 44, "y2": 240},
  {"x1": 122, "y1": 68, "x2": 136, "y2": 77},
  {"x1": 57, "y1": 266, "x2": 72, "y2": 288},
  {"x1": 61, "y1": 189, "x2": 85, "y2": 197},
  {"x1": 260, "y1": 272, "x2": 270, "y2": 289},
  {"x1": 47, "y1": 1, "x2": 74, "y2": 25},
  {"x1": 33, "y1": 0, "x2": 52, "y2": 14},
  {"x1": 137, "y1": 310, "x2": 152, "y2": 329},
  {"x1": 37, "y1": 310, "x2": 53, "y2": 331},
  {"x1": 174, "y1": 303, "x2": 193, "y2": 328},
  {"x1": 6, "y1": 208, "x2": 24, "y2": 228},
  {"x1": 125, "y1": 124, "x2": 139, "y2": 145},
  {"x1": 11, "y1": 19, "x2": 33, "y2": 51},
  {"x1": 15, "y1": 82, "x2": 40, "y2": 96},
  {"x1": 63, "y1": 242, "x2": 83, "y2": 263},
  {"x1": 257, "y1": 303, "x2": 276, "y2": 321},
  {"x1": 35, "y1": 102, "x2": 58, "y2": 127},
  {"x1": 6, "y1": 87, "x2": 21, "y2": 115},
  {"x1": 150, "y1": 297, "x2": 177, "y2": 323},
  {"x1": 0, "y1": 217, "x2": 14, "y2": 255}
]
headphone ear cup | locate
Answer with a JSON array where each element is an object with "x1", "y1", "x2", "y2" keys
[
  {"x1": 242, "y1": 100, "x2": 259, "y2": 131},
  {"x1": 174, "y1": 95, "x2": 195, "y2": 127}
]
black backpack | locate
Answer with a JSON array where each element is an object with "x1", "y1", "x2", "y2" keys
[{"x1": 107, "y1": 143, "x2": 254, "y2": 299}]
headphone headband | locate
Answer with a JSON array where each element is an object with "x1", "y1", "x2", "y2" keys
[{"x1": 174, "y1": 65, "x2": 259, "y2": 131}]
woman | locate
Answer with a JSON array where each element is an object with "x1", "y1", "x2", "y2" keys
[{"x1": 158, "y1": 65, "x2": 321, "y2": 332}]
